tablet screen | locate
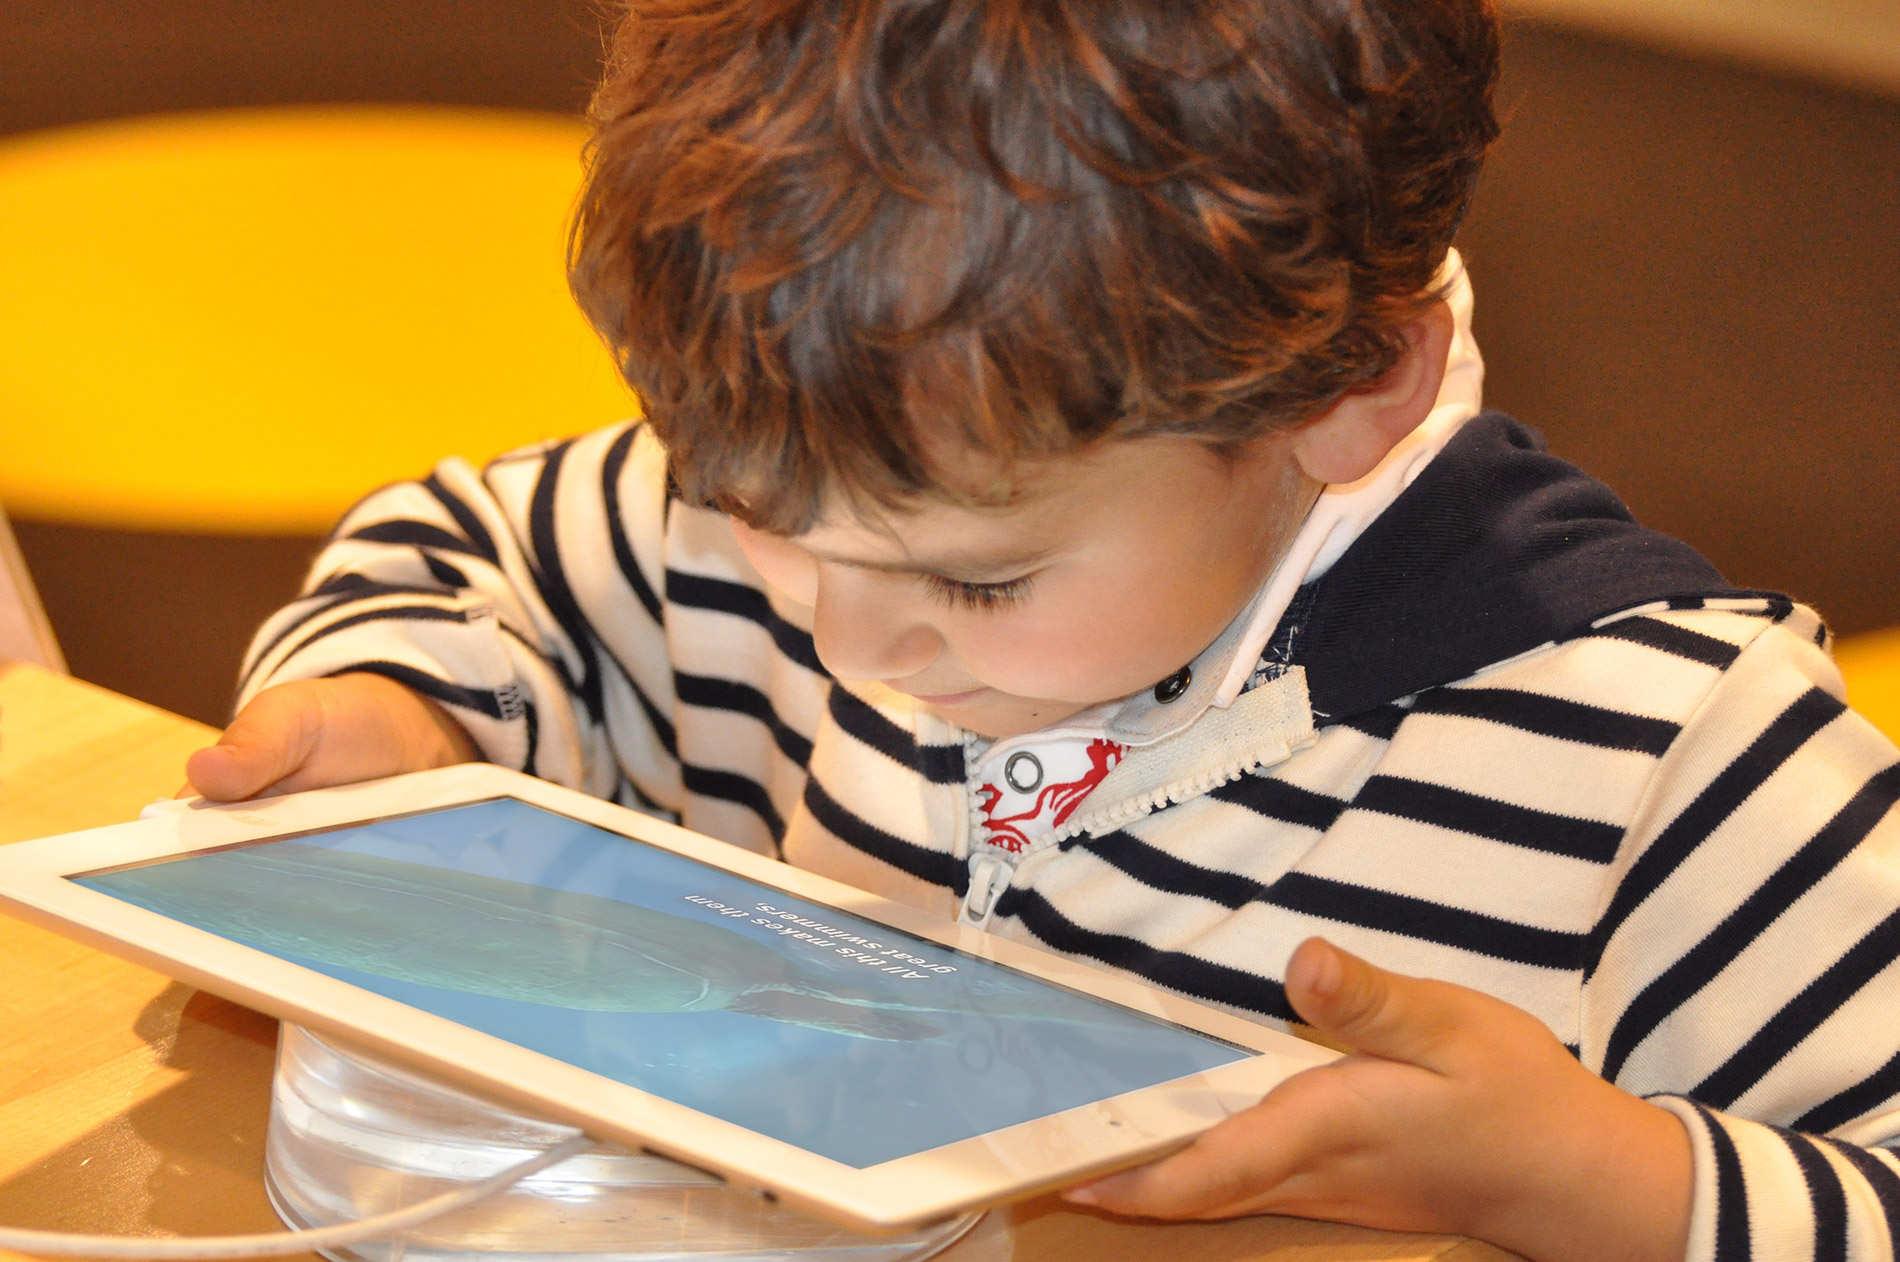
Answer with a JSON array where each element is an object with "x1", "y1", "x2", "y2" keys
[{"x1": 73, "y1": 798, "x2": 1249, "y2": 1167}]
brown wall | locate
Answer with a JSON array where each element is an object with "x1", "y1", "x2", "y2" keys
[
  {"x1": 4, "y1": 6, "x2": 1897, "y2": 725},
  {"x1": 0, "y1": 0, "x2": 601, "y2": 128},
  {"x1": 1462, "y1": 19, "x2": 1900, "y2": 635}
]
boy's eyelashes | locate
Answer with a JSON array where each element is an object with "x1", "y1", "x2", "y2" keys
[{"x1": 921, "y1": 573, "x2": 1035, "y2": 612}]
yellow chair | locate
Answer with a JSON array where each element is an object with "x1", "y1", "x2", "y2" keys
[
  {"x1": 0, "y1": 106, "x2": 637, "y2": 721},
  {"x1": 1837, "y1": 628, "x2": 1900, "y2": 747},
  {"x1": 0, "y1": 105, "x2": 635, "y2": 535}
]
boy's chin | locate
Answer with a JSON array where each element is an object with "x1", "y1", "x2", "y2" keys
[{"x1": 920, "y1": 692, "x2": 1092, "y2": 741}]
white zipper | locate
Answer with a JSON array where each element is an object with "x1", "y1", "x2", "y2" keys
[{"x1": 958, "y1": 851, "x2": 1016, "y2": 931}]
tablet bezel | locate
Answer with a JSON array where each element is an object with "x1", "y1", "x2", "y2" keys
[{"x1": 0, "y1": 763, "x2": 1336, "y2": 1230}]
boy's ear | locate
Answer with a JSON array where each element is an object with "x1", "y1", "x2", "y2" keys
[{"x1": 1288, "y1": 301, "x2": 1456, "y2": 486}]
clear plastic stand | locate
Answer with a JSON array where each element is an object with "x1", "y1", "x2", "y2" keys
[{"x1": 264, "y1": 1025, "x2": 984, "y2": 1262}]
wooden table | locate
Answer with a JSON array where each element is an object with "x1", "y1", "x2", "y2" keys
[{"x1": 0, "y1": 661, "x2": 1514, "y2": 1262}]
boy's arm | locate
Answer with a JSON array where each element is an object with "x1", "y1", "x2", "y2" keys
[
  {"x1": 1581, "y1": 615, "x2": 1900, "y2": 1262},
  {"x1": 200, "y1": 423, "x2": 684, "y2": 810},
  {"x1": 1078, "y1": 614, "x2": 1900, "y2": 1262}
]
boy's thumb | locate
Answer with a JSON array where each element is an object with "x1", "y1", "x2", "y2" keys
[
  {"x1": 185, "y1": 695, "x2": 314, "y2": 801},
  {"x1": 184, "y1": 741, "x2": 272, "y2": 801},
  {"x1": 1283, "y1": 937, "x2": 1461, "y2": 1067}
]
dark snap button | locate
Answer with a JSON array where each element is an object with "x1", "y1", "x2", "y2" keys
[
  {"x1": 1153, "y1": 667, "x2": 1192, "y2": 703},
  {"x1": 1003, "y1": 751, "x2": 1044, "y2": 793}
]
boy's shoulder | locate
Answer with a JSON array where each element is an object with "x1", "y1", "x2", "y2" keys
[
  {"x1": 1414, "y1": 595, "x2": 1834, "y2": 750},
  {"x1": 1284, "y1": 410, "x2": 1792, "y2": 728}
]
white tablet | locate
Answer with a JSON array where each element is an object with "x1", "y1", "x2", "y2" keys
[{"x1": 0, "y1": 763, "x2": 1334, "y2": 1231}]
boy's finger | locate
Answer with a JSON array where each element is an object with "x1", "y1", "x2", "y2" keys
[
  {"x1": 1282, "y1": 937, "x2": 1468, "y2": 1068},
  {"x1": 184, "y1": 691, "x2": 318, "y2": 801},
  {"x1": 1065, "y1": 1100, "x2": 1323, "y2": 1219}
]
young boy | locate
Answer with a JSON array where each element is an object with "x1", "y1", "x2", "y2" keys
[{"x1": 188, "y1": 1, "x2": 1900, "y2": 1258}]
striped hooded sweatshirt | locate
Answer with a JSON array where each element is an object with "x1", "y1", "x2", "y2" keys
[{"x1": 241, "y1": 413, "x2": 1900, "y2": 1262}]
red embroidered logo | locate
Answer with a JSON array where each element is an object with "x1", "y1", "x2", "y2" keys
[{"x1": 977, "y1": 738, "x2": 1125, "y2": 853}]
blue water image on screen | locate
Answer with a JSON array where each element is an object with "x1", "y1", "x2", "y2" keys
[{"x1": 76, "y1": 798, "x2": 1247, "y2": 1167}]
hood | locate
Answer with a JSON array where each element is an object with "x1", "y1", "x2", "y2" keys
[{"x1": 1288, "y1": 412, "x2": 1765, "y2": 722}]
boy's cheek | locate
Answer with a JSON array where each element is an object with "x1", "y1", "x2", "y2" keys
[
  {"x1": 1021, "y1": 571, "x2": 1240, "y2": 688},
  {"x1": 953, "y1": 602, "x2": 1202, "y2": 707}
]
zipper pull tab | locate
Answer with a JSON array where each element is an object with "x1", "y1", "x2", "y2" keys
[{"x1": 959, "y1": 852, "x2": 1011, "y2": 930}]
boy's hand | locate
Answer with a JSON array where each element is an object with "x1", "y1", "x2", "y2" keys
[
  {"x1": 184, "y1": 674, "x2": 480, "y2": 801},
  {"x1": 1066, "y1": 938, "x2": 1693, "y2": 1262}
]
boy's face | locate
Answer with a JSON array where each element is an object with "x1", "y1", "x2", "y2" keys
[{"x1": 730, "y1": 433, "x2": 1320, "y2": 739}]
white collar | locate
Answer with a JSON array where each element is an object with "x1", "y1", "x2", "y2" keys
[{"x1": 981, "y1": 250, "x2": 1484, "y2": 763}]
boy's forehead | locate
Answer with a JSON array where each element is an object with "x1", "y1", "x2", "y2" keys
[
  {"x1": 793, "y1": 444, "x2": 1107, "y2": 569},
  {"x1": 795, "y1": 491, "x2": 1061, "y2": 576},
  {"x1": 792, "y1": 433, "x2": 1245, "y2": 573}
]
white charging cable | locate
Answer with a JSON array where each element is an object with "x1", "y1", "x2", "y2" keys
[{"x1": 0, "y1": 1133, "x2": 594, "y2": 1259}]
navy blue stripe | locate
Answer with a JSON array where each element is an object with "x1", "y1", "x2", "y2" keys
[
  {"x1": 240, "y1": 578, "x2": 445, "y2": 689},
  {"x1": 422, "y1": 471, "x2": 499, "y2": 562},
  {"x1": 327, "y1": 661, "x2": 507, "y2": 721},
  {"x1": 994, "y1": 887, "x2": 1298, "y2": 1022},
  {"x1": 275, "y1": 604, "x2": 469, "y2": 673},
  {"x1": 667, "y1": 569, "x2": 826, "y2": 676},
  {"x1": 801, "y1": 777, "x2": 963, "y2": 889},
  {"x1": 683, "y1": 764, "x2": 784, "y2": 841},
  {"x1": 1265, "y1": 871, "x2": 1586, "y2": 968},
  {"x1": 422, "y1": 553, "x2": 468, "y2": 588},
  {"x1": 515, "y1": 450, "x2": 673, "y2": 754},
  {"x1": 1409, "y1": 687, "x2": 1680, "y2": 755},
  {"x1": 1596, "y1": 616, "x2": 1742, "y2": 670},
  {"x1": 1821, "y1": 1139, "x2": 1900, "y2": 1250},
  {"x1": 519, "y1": 695, "x2": 539, "y2": 774},
  {"x1": 629, "y1": 677, "x2": 679, "y2": 759},
  {"x1": 677, "y1": 672, "x2": 814, "y2": 767},
  {"x1": 1586, "y1": 688, "x2": 1848, "y2": 979},
  {"x1": 826, "y1": 688, "x2": 963, "y2": 784},
  {"x1": 1692, "y1": 1104, "x2": 1753, "y2": 1262},
  {"x1": 1602, "y1": 763, "x2": 1900, "y2": 1082},
  {"x1": 1069, "y1": 830, "x2": 1264, "y2": 909},
  {"x1": 619, "y1": 775, "x2": 670, "y2": 816},
  {"x1": 346, "y1": 519, "x2": 492, "y2": 559},
  {"x1": 1064, "y1": 827, "x2": 1585, "y2": 967},
  {"x1": 307, "y1": 573, "x2": 450, "y2": 601},
  {"x1": 1206, "y1": 774, "x2": 1346, "y2": 832},
  {"x1": 1796, "y1": 1044, "x2": 1900, "y2": 1135},
  {"x1": 1353, "y1": 775, "x2": 1622, "y2": 863},
  {"x1": 1326, "y1": 704, "x2": 1408, "y2": 740},
  {"x1": 525, "y1": 441, "x2": 608, "y2": 724},
  {"x1": 600, "y1": 426, "x2": 665, "y2": 623},
  {"x1": 1782, "y1": 1131, "x2": 1849, "y2": 1262},
  {"x1": 1696, "y1": 909, "x2": 1900, "y2": 1108}
]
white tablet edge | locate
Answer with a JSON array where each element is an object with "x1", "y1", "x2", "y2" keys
[{"x1": 0, "y1": 763, "x2": 1338, "y2": 1230}]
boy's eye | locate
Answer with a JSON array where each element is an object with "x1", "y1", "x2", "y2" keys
[{"x1": 922, "y1": 574, "x2": 1034, "y2": 612}]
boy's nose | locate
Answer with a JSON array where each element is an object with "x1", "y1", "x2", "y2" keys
[{"x1": 810, "y1": 570, "x2": 941, "y2": 684}]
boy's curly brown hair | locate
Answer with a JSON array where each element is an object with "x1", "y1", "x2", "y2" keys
[{"x1": 570, "y1": 0, "x2": 1501, "y2": 534}]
